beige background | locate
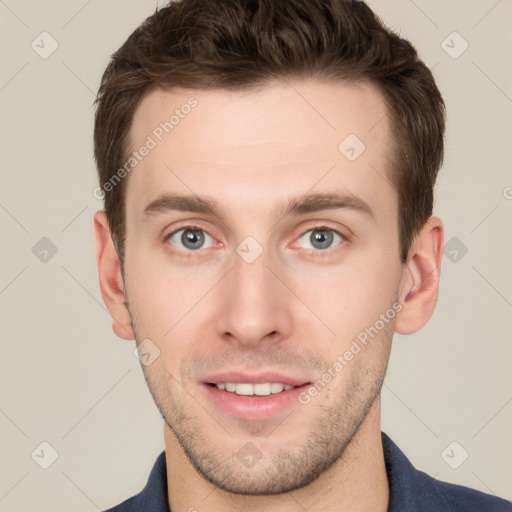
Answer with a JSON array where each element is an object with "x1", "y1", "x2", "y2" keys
[{"x1": 1, "y1": 0, "x2": 511, "y2": 510}]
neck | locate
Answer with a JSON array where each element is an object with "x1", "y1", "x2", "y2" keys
[{"x1": 164, "y1": 399, "x2": 389, "y2": 512}]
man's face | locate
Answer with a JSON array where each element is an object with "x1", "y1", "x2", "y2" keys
[{"x1": 122, "y1": 79, "x2": 406, "y2": 494}]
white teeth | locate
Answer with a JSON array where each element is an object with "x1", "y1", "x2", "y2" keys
[
  {"x1": 270, "y1": 383, "x2": 284, "y2": 393},
  {"x1": 214, "y1": 382, "x2": 295, "y2": 396},
  {"x1": 254, "y1": 383, "x2": 271, "y2": 396},
  {"x1": 235, "y1": 383, "x2": 254, "y2": 396}
]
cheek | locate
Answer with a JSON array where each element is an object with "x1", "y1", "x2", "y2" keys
[
  {"x1": 290, "y1": 250, "x2": 401, "y2": 343},
  {"x1": 125, "y1": 222, "x2": 402, "y2": 350},
  {"x1": 124, "y1": 249, "x2": 219, "y2": 339}
]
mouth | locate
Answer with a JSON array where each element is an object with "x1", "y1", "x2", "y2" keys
[
  {"x1": 201, "y1": 373, "x2": 311, "y2": 420},
  {"x1": 208, "y1": 382, "x2": 296, "y2": 396}
]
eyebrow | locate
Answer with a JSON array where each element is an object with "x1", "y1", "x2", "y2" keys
[{"x1": 142, "y1": 192, "x2": 375, "y2": 221}]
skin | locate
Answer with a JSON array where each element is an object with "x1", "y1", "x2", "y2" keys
[{"x1": 94, "y1": 79, "x2": 444, "y2": 512}]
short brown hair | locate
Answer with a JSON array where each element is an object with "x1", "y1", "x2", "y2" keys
[{"x1": 94, "y1": 0, "x2": 445, "y2": 264}]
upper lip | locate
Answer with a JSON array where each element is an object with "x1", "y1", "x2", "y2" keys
[{"x1": 202, "y1": 371, "x2": 310, "y2": 387}]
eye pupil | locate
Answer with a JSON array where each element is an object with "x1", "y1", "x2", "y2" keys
[
  {"x1": 182, "y1": 229, "x2": 204, "y2": 250},
  {"x1": 311, "y1": 230, "x2": 334, "y2": 249}
]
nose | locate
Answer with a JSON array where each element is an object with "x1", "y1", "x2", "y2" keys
[{"x1": 214, "y1": 248, "x2": 292, "y2": 348}]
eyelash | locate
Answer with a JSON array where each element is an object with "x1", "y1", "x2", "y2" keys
[
  {"x1": 295, "y1": 225, "x2": 346, "y2": 253},
  {"x1": 164, "y1": 224, "x2": 348, "y2": 256}
]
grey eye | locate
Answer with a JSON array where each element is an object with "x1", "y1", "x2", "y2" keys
[
  {"x1": 168, "y1": 228, "x2": 214, "y2": 251},
  {"x1": 298, "y1": 229, "x2": 343, "y2": 250}
]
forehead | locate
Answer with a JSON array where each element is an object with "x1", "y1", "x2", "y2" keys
[{"x1": 125, "y1": 79, "x2": 395, "y2": 221}]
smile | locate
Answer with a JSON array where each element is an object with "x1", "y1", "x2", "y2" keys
[
  {"x1": 211, "y1": 382, "x2": 295, "y2": 396},
  {"x1": 202, "y1": 373, "x2": 312, "y2": 421}
]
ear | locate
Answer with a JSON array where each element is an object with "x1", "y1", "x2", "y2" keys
[
  {"x1": 394, "y1": 216, "x2": 444, "y2": 335},
  {"x1": 93, "y1": 210, "x2": 135, "y2": 340}
]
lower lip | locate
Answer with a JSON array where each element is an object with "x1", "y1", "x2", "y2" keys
[{"x1": 202, "y1": 383, "x2": 310, "y2": 421}]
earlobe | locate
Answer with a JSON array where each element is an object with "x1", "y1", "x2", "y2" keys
[
  {"x1": 93, "y1": 210, "x2": 135, "y2": 340},
  {"x1": 394, "y1": 216, "x2": 444, "y2": 335}
]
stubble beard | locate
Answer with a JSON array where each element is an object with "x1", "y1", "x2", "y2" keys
[{"x1": 127, "y1": 296, "x2": 393, "y2": 495}]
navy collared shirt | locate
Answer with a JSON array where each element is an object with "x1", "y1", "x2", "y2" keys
[{"x1": 104, "y1": 432, "x2": 511, "y2": 511}]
